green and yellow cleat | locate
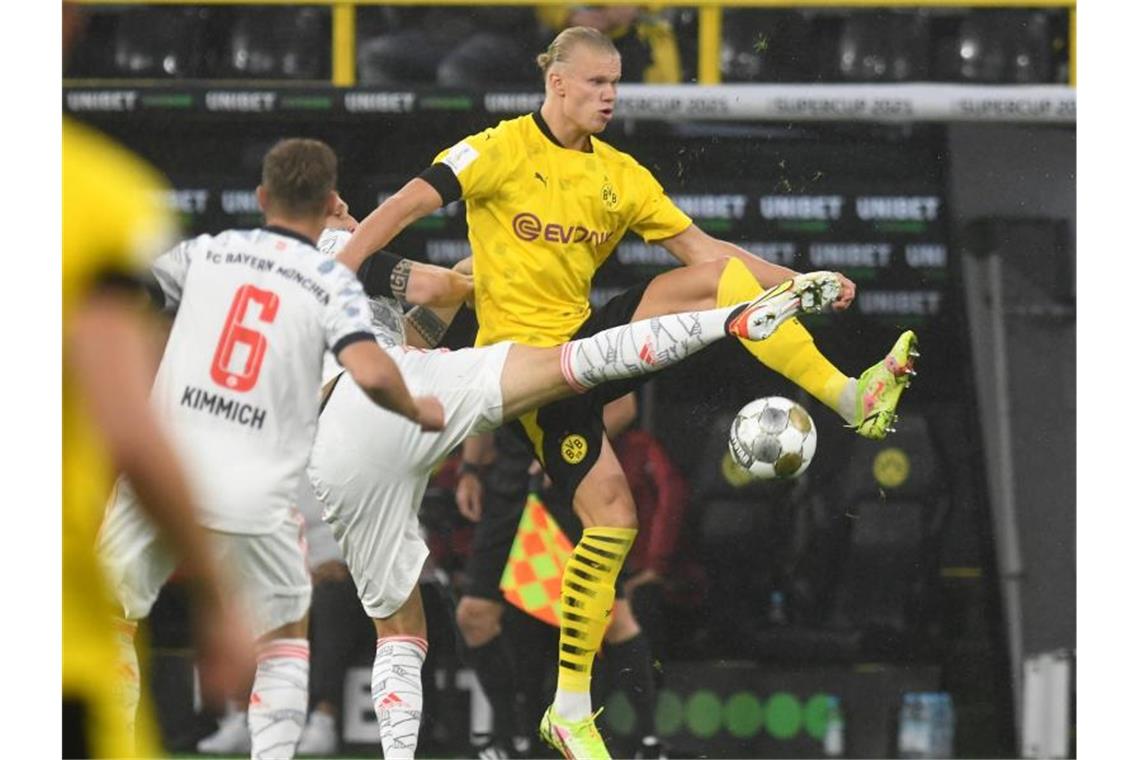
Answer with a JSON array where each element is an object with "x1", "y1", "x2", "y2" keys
[
  {"x1": 853, "y1": 330, "x2": 920, "y2": 440},
  {"x1": 539, "y1": 705, "x2": 611, "y2": 760}
]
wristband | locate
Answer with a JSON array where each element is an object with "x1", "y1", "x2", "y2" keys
[{"x1": 458, "y1": 461, "x2": 485, "y2": 478}]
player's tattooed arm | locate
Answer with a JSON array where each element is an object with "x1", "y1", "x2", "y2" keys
[
  {"x1": 358, "y1": 251, "x2": 471, "y2": 308},
  {"x1": 404, "y1": 305, "x2": 451, "y2": 348},
  {"x1": 389, "y1": 259, "x2": 413, "y2": 301}
]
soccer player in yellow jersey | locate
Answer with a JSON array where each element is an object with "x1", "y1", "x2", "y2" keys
[
  {"x1": 62, "y1": 14, "x2": 257, "y2": 745},
  {"x1": 337, "y1": 26, "x2": 918, "y2": 758}
]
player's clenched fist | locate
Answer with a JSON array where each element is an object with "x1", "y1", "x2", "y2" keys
[{"x1": 414, "y1": 396, "x2": 446, "y2": 432}]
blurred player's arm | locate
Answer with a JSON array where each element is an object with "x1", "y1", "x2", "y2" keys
[
  {"x1": 659, "y1": 224, "x2": 856, "y2": 310},
  {"x1": 335, "y1": 339, "x2": 445, "y2": 431},
  {"x1": 456, "y1": 431, "x2": 495, "y2": 522},
  {"x1": 67, "y1": 285, "x2": 253, "y2": 703}
]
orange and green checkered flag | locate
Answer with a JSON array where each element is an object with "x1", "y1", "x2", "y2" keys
[{"x1": 499, "y1": 493, "x2": 573, "y2": 627}]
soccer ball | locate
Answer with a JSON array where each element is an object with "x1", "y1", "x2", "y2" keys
[{"x1": 728, "y1": 396, "x2": 817, "y2": 480}]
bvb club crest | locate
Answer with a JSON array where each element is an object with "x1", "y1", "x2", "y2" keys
[
  {"x1": 601, "y1": 182, "x2": 619, "y2": 210},
  {"x1": 561, "y1": 434, "x2": 588, "y2": 464}
]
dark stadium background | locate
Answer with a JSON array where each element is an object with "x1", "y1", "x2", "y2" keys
[{"x1": 63, "y1": 2, "x2": 1076, "y2": 758}]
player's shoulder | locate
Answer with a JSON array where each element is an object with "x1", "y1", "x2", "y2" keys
[
  {"x1": 63, "y1": 119, "x2": 177, "y2": 276},
  {"x1": 592, "y1": 137, "x2": 652, "y2": 174},
  {"x1": 455, "y1": 114, "x2": 531, "y2": 155},
  {"x1": 63, "y1": 118, "x2": 166, "y2": 197}
]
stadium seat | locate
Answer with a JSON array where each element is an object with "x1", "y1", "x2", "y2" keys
[
  {"x1": 222, "y1": 7, "x2": 330, "y2": 79},
  {"x1": 824, "y1": 414, "x2": 948, "y2": 658},
  {"x1": 942, "y1": 11, "x2": 1055, "y2": 83},
  {"x1": 719, "y1": 10, "x2": 819, "y2": 83},
  {"x1": 835, "y1": 11, "x2": 931, "y2": 82},
  {"x1": 108, "y1": 6, "x2": 212, "y2": 78}
]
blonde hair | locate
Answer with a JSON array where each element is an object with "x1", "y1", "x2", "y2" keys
[{"x1": 536, "y1": 26, "x2": 619, "y2": 75}]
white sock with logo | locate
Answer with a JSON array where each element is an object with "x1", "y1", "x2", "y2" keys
[
  {"x1": 561, "y1": 307, "x2": 739, "y2": 392},
  {"x1": 372, "y1": 636, "x2": 427, "y2": 760},
  {"x1": 248, "y1": 638, "x2": 309, "y2": 760}
]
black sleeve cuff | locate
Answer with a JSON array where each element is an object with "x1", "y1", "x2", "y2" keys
[
  {"x1": 418, "y1": 163, "x2": 462, "y2": 206},
  {"x1": 93, "y1": 267, "x2": 163, "y2": 308},
  {"x1": 357, "y1": 250, "x2": 405, "y2": 299},
  {"x1": 331, "y1": 331, "x2": 376, "y2": 358}
]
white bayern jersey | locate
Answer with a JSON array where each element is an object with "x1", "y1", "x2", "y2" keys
[
  {"x1": 316, "y1": 228, "x2": 406, "y2": 384},
  {"x1": 150, "y1": 226, "x2": 376, "y2": 534}
]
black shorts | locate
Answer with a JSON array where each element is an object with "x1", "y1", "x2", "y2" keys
[{"x1": 511, "y1": 281, "x2": 653, "y2": 503}]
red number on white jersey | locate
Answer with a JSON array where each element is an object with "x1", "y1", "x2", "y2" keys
[{"x1": 210, "y1": 284, "x2": 280, "y2": 392}]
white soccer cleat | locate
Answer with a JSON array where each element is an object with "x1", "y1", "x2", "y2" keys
[
  {"x1": 726, "y1": 271, "x2": 842, "y2": 341},
  {"x1": 791, "y1": 270, "x2": 843, "y2": 314},
  {"x1": 196, "y1": 709, "x2": 251, "y2": 754},
  {"x1": 296, "y1": 710, "x2": 338, "y2": 756}
]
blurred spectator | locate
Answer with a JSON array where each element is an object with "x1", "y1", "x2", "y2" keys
[
  {"x1": 357, "y1": 7, "x2": 540, "y2": 87},
  {"x1": 613, "y1": 420, "x2": 688, "y2": 661},
  {"x1": 943, "y1": 10, "x2": 1055, "y2": 83},
  {"x1": 537, "y1": 5, "x2": 681, "y2": 83},
  {"x1": 835, "y1": 11, "x2": 931, "y2": 81},
  {"x1": 224, "y1": 6, "x2": 329, "y2": 79}
]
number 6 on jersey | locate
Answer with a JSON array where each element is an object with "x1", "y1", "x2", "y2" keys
[{"x1": 210, "y1": 284, "x2": 279, "y2": 391}]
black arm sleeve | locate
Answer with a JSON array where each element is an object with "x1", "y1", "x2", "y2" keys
[
  {"x1": 93, "y1": 266, "x2": 165, "y2": 310},
  {"x1": 418, "y1": 163, "x2": 462, "y2": 206},
  {"x1": 357, "y1": 250, "x2": 406, "y2": 299}
]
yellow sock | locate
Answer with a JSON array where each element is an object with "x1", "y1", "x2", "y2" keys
[
  {"x1": 556, "y1": 526, "x2": 636, "y2": 694},
  {"x1": 717, "y1": 258, "x2": 851, "y2": 413}
]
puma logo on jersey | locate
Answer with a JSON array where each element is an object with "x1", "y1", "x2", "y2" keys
[{"x1": 534, "y1": 171, "x2": 547, "y2": 186}]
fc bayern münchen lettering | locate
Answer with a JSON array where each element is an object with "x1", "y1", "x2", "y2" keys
[{"x1": 181, "y1": 385, "x2": 268, "y2": 430}]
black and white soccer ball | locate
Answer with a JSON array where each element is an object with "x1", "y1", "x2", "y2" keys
[{"x1": 727, "y1": 396, "x2": 817, "y2": 480}]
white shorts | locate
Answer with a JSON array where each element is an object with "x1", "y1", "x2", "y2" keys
[
  {"x1": 98, "y1": 479, "x2": 312, "y2": 639},
  {"x1": 309, "y1": 342, "x2": 510, "y2": 619}
]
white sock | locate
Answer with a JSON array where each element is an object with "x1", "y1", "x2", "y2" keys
[
  {"x1": 553, "y1": 688, "x2": 593, "y2": 722},
  {"x1": 249, "y1": 638, "x2": 309, "y2": 760},
  {"x1": 112, "y1": 618, "x2": 140, "y2": 753},
  {"x1": 372, "y1": 636, "x2": 427, "y2": 760},
  {"x1": 561, "y1": 306, "x2": 739, "y2": 392}
]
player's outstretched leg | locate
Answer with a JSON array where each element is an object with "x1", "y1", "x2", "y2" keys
[
  {"x1": 498, "y1": 274, "x2": 841, "y2": 423},
  {"x1": 715, "y1": 259, "x2": 919, "y2": 435},
  {"x1": 561, "y1": 273, "x2": 840, "y2": 392},
  {"x1": 852, "y1": 330, "x2": 920, "y2": 439}
]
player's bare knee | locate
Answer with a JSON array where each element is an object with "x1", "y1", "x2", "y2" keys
[
  {"x1": 688, "y1": 257, "x2": 725, "y2": 300},
  {"x1": 578, "y1": 482, "x2": 638, "y2": 530},
  {"x1": 456, "y1": 597, "x2": 503, "y2": 646}
]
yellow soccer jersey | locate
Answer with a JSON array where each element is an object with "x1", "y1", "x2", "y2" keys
[
  {"x1": 62, "y1": 117, "x2": 172, "y2": 757},
  {"x1": 432, "y1": 112, "x2": 692, "y2": 347}
]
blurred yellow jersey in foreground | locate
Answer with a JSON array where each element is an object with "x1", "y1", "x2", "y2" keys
[{"x1": 63, "y1": 117, "x2": 173, "y2": 758}]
